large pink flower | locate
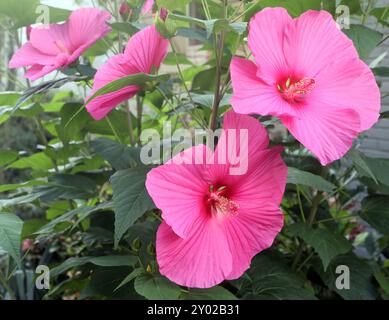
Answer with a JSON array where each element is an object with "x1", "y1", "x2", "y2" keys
[
  {"x1": 9, "y1": 8, "x2": 111, "y2": 82},
  {"x1": 146, "y1": 111, "x2": 287, "y2": 288},
  {"x1": 85, "y1": 25, "x2": 168, "y2": 120},
  {"x1": 230, "y1": 8, "x2": 380, "y2": 165}
]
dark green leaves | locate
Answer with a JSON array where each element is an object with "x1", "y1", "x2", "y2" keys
[
  {"x1": 51, "y1": 255, "x2": 137, "y2": 277},
  {"x1": 287, "y1": 167, "x2": 335, "y2": 192},
  {"x1": 90, "y1": 138, "x2": 141, "y2": 170},
  {"x1": 349, "y1": 150, "x2": 389, "y2": 186},
  {"x1": 344, "y1": 25, "x2": 383, "y2": 60},
  {"x1": 243, "y1": 251, "x2": 317, "y2": 300},
  {"x1": 111, "y1": 168, "x2": 156, "y2": 247},
  {"x1": 0, "y1": 0, "x2": 70, "y2": 28},
  {"x1": 317, "y1": 253, "x2": 377, "y2": 300},
  {"x1": 0, "y1": 213, "x2": 24, "y2": 267},
  {"x1": 134, "y1": 274, "x2": 182, "y2": 300},
  {"x1": 85, "y1": 73, "x2": 170, "y2": 106},
  {"x1": 289, "y1": 223, "x2": 352, "y2": 270},
  {"x1": 361, "y1": 196, "x2": 389, "y2": 235},
  {"x1": 0, "y1": 149, "x2": 18, "y2": 167},
  {"x1": 184, "y1": 287, "x2": 237, "y2": 300}
]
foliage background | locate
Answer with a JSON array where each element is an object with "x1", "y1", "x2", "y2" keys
[{"x1": 0, "y1": 0, "x2": 389, "y2": 300}]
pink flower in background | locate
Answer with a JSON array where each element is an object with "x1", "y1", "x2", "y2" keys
[
  {"x1": 119, "y1": 1, "x2": 133, "y2": 18},
  {"x1": 230, "y1": 8, "x2": 380, "y2": 165},
  {"x1": 9, "y1": 8, "x2": 111, "y2": 82},
  {"x1": 146, "y1": 111, "x2": 287, "y2": 288},
  {"x1": 22, "y1": 239, "x2": 33, "y2": 251},
  {"x1": 85, "y1": 25, "x2": 168, "y2": 120},
  {"x1": 142, "y1": 0, "x2": 154, "y2": 13}
]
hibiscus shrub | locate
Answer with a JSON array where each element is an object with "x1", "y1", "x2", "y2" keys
[{"x1": 1, "y1": 0, "x2": 389, "y2": 300}]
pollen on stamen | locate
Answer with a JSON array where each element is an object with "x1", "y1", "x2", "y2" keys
[
  {"x1": 207, "y1": 185, "x2": 239, "y2": 218},
  {"x1": 278, "y1": 77, "x2": 316, "y2": 102}
]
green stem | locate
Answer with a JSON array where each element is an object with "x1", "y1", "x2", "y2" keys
[
  {"x1": 361, "y1": 0, "x2": 374, "y2": 25},
  {"x1": 106, "y1": 115, "x2": 123, "y2": 144},
  {"x1": 296, "y1": 185, "x2": 306, "y2": 223},
  {"x1": 231, "y1": 1, "x2": 257, "y2": 22},
  {"x1": 0, "y1": 270, "x2": 16, "y2": 300},
  {"x1": 126, "y1": 102, "x2": 136, "y2": 147},
  {"x1": 292, "y1": 192, "x2": 322, "y2": 270},
  {"x1": 201, "y1": 0, "x2": 212, "y2": 20},
  {"x1": 136, "y1": 94, "x2": 143, "y2": 145},
  {"x1": 209, "y1": 0, "x2": 227, "y2": 131}
]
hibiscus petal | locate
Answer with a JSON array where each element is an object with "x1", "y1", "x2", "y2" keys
[
  {"x1": 8, "y1": 42, "x2": 56, "y2": 68},
  {"x1": 211, "y1": 110, "x2": 270, "y2": 181},
  {"x1": 232, "y1": 147, "x2": 287, "y2": 206},
  {"x1": 312, "y1": 58, "x2": 380, "y2": 131},
  {"x1": 248, "y1": 7, "x2": 292, "y2": 81},
  {"x1": 86, "y1": 54, "x2": 139, "y2": 120},
  {"x1": 230, "y1": 57, "x2": 297, "y2": 117},
  {"x1": 142, "y1": 0, "x2": 154, "y2": 13},
  {"x1": 284, "y1": 10, "x2": 359, "y2": 77},
  {"x1": 146, "y1": 145, "x2": 211, "y2": 239},
  {"x1": 157, "y1": 220, "x2": 232, "y2": 288},
  {"x1": 85, "y1": 88, "x2": 137, "y2": 121},
  {"x1": 123, "y1": 25, "x2": 169, "y2": 73},
  {"x1": 281, "y1": 106, "x2": 361, "y2": 166},
  {"x1": 224, "y1": 204, "x2": 284, "y2": 280},
  {"x1": 24, "y1": 64, "x2": 60, "y2": 82},
  {"x1": 68, "y1": 8, "x2": 112, "y2": 54},
  {"x1": 30, "y1": 24, "x2": 72, "y2": 56}
]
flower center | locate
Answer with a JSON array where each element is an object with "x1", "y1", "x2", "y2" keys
[
  {"x1": 207, "y1": 185, "x2": 239, "y2": 218},
  {"x1": 277, "y1": 77, "x2": 316, "y2": 102}
]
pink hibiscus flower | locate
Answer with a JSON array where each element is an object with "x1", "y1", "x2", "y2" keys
[
  {"x1": 230, "y1": 8, "x2": 381, "y2": 165},
  {"x1": 142, "y1": 0, "x2": 154, "y2": 14},
  {"x1": 146, "y1": 111, "x2": 287, "y2": 288},
  {"x1": 85, "y1": 25, "x2": 168, "y2": 120},
  {"x1": 9, "y1": 8, "x2": 111, "y2": 82}
]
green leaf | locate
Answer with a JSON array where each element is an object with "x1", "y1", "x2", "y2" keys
[
  {"x1": 370, "y1": 7, "x2": 389, "y2": 27},
  {"x1": 79, "y1": 267, "x2": 136, "y2": 300},
  {"x1": 109, "y1": 22, "x2": 143, "y2": 35},
  {"x1": 0, "y1": 149, "x2": 18, "y2": 167},
  {"x1": 287, "y1": 167, "x2": 335, "y2": 192},
  {"x1": 90, "y1": 138, "x2": 141, "y2": 170},
  {"x1": 85, "y1": 73, "x2": 170, "y2": 106},
  {"x1": 289, "y1": 223, "x2": 352, "y2": 270},
  {"x1": 156, "y1": 0, "x2": 191, "y2": 11},
  {"x1": 36, "y1": 203, "x2": 113, "y2": 235},
  {"x1": 347, "y1": 149, "x2": 378, "y2": 184},
  {"x1": 0, "y1": 91, "x2": 21, "y2": 106},
  {"x1": 15, "y1": 154, "x2": 48, "y2": 172},
  {"x1": 34, "y1": 174, "x2": 98, "y2": 201},
  {"x1": 243, "y1": 251, "x2": 317, "y2": 300},
  {"x1": 374, "y1": 67, "x2": 389, "y2": 77},
  {"x1": 185, "y1": 287, "x2": 237, "y2": 300},
  {"x1": 0, "y1": 0, "x2": 70, "y2": 28},
  {"x1": 111, "y1": 168, "x2": 156, "y2": 247},
  {"x1": 115, "y1": 268, "x2": 144, "y2": 290},
  {"x1": 0, "y1": 213, "x2": 24, "y2": 267},
  {"x1": 244, "y1": 0, "x2": 327, "y2": 20},
  {"x1": 344, "y1": 25, "x2": 383, "y2": 60},
  {"x1": 170, "y1": 13, "x2": 246, "y2": 38},
  {"x1": 51, "y1": 255, "x2": 137, "y2": 277},
  {"x1": 349, "y1": 150, "x2": 389, "y2": 186},
  {"x1": 317, "y1": 253, "x2": 377, "y2": 300},
  {"x1": 361, "y1": 196, "x2": 389, "y2": 235},
  {"x1": 0, "y1": 180, "x2": 44, "y2": 193},
  {"x1": 134, "y1": 274, "x2": 182, "y2": 300}
]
